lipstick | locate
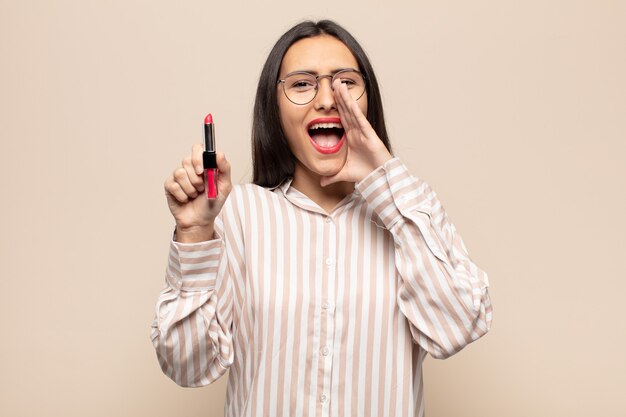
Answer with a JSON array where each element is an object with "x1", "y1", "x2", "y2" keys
[
  {"x1": 306, "y1": 117, "x2": 346, "y2": 154},
  {"x1": 203, "y1": 113, "x2": 218, "y2": 199}
]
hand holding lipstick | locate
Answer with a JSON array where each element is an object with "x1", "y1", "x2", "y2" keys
[
  {"x1": 319, "y1": 78, "x2": 393, "y2": 188},
  {"x1": 164, "y1": 145, "x2": 232, "y2": 243}
]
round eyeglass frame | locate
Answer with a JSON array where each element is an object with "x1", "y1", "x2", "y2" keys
[{"x1": 277, "y1": 68, "x2": 367, "y2": 105}]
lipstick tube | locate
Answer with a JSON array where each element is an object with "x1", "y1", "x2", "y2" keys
[{"x1": 203, "y1": 113, "x2": 218, "y2": 199}]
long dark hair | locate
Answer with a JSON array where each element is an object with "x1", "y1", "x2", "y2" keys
[{"x1": 252, "y1": 19, "x2": 393, "y2": 188}]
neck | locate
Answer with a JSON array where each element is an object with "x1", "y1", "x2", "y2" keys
[{"x1": 291, "y1": 163, "x2": 355, "y2": 212}]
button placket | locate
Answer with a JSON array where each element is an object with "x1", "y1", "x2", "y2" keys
[{"x1": 318, "y1": 213, "x2": 336, "y2": 413}]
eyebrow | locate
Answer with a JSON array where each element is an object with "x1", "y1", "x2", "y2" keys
[{"x1": 285, "y1": 67, "x2": 357, "y2": 76}]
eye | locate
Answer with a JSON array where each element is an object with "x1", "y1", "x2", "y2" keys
[
  {"x1": 292, "y1": 80, "x2": 315, "y2": 88},
  {"x1": 285, "y1": 73, "x2": 317, "y2": 90}
]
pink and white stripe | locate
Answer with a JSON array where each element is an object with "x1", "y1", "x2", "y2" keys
[{"x1": 151, "y1": 157, "x2": 493, "y2": 417}]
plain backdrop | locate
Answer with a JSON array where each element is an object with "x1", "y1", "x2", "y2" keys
[{"x1": 1, "y1": 1, "x2": 624, "y2": 416}]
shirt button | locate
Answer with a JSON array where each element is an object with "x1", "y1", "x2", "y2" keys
[
  {"x1": 325, "y1": 258, "x2": 333, "y2": 266},
  {"x1": 322, "y1": 301, "x2": 330, "y2": 310},
  {"x1": 325, "y1": 217, "x2": 332, "y2": 223},
  {"x1": 321, "y1": 346, "x2": 330, "y2": 356},
  {"x1": 320, "y1": 394, "x2": 328, "y2": 403}
]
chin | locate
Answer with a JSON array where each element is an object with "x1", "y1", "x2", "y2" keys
[
  {"x1": 314, "y1": 155, "x2": 346, "y2": 174},
  {"x1": 292, "y1": 134, "x2": 348, "y2": 179}
]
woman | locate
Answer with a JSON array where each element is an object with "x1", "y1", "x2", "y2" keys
[{"x1": 152, "y1": 19, "x2": 492, "y2": 417}]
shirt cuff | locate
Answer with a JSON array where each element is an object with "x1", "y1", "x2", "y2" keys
[
  {"x1": 355, "y1": 157, "x2": 435, "y2": 231},
  {"x1": 166, "y1": 228, "x2": 224, "y2": 292}
]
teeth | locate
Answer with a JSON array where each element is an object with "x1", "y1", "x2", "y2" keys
[{"x1": 309, "y1": 122, "x2": 343, "y2": 130}]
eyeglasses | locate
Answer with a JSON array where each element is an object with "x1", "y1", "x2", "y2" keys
[{"x1": 277, "y1": 69, "x2": 366, "y2": 105}]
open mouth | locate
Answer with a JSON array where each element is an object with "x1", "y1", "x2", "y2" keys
[{"x1": 307, "y1": 125, "x2": 346, "y2": 154}]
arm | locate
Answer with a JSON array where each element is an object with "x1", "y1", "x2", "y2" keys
[
  {"x1": 150, "y1": 215, "x2": 235, "y2": 386},
  {"x1": 355, "y1": 157, "x2": 493, "y2": 359}
]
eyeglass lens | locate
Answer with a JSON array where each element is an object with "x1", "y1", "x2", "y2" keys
[{"x1": 282, "y1": 70, "x2": 365, "y2": 105}]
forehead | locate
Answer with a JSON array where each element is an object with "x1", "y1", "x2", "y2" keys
[{"x1": 280, "y1": 35, "x2": 359, "y2": 75}]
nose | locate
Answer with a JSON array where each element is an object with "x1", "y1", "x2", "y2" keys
[{"x1": 313, "y1": 76, "x2": 336, "y2": 111}]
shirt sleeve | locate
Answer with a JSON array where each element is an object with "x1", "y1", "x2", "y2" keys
[
  {"x1": 355, "y1": 157, "x2": 493, "y2": 359},
  {"x1": 150, "y1": 212, "x2": 236, "y2": 387}
]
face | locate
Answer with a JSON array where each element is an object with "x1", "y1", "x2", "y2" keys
[{"x1": 277, "y1": 35, "x2": 368, "y2": 186}]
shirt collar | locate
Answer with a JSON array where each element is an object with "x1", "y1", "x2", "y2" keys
[
  {"x1": 268, "y1": 177, "x2": 359, "y2": 215},
  {"x1": 268, "y1": 177, "x2": 294, "y2": 194}
]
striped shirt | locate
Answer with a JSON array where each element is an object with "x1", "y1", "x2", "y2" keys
[{"x1": 151, "y1": 156, "x2": 493, "y2": 417}]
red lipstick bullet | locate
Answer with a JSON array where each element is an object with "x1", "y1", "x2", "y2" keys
[{"x1": 203, "y1": 113, "x2": 218, "y2": 199}]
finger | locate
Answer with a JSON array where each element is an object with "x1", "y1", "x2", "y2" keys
[
  {"x1": 333, "y1": 78, "x2": 348, "y2": 111},
  {"x1": 348, "y1": 97, "x2": 378, "y2": 139},
  {"x1": 164, "y1": 177, "x2": 190, "y2": 203},
  {"x1": 336, "y1": 95, "x2": 351, "y2": 131},
  {"x1": 341, "y1": 82, "x2": 375, "y2": 138},
  {"x1": 334, "y1": 79, "x2": 356, "y2": 130},
  {"x1": 333, "y1": 78, "x2": 347, "y2": 118},
  {"x1": 192, "y1": 143, "x2": 204, "y2": 175},
  {"x1": 173, "y1": 166, "x2": 199, "y2": 198},
  {"x1": 340, "y1": 82, "x2": 362, "y2": 132},
  {"x1": 182, "y1": 156, "x2": 204, "y2": 192},
  {"x1": 215, "y1": 152, "x2": 231, "y2": 177},
  {"x1": 215, "y1": 152, "x2": 233, "y2": 193}
]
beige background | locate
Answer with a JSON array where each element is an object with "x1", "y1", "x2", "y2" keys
[{"x1": 1, "y1": 0, "x2": 624, "y2": 416}]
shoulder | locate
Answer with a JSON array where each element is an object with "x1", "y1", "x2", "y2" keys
[
  {"x1": 225, "y1": 183, "x2": 281, "y2": 211},
  {"x1": 217, "y1": 183, "x2": 280, "y2": 231},
  {"x1": 230, "y1": 182, "x2": 277, "y2": 199}
]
